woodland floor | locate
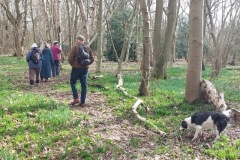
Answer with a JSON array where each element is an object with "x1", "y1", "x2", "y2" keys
[{"x1": 21, "y1": 62, "x2": 240, "y2": 159}]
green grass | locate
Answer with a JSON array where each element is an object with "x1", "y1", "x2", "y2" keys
[
  {"x1": 203, "y1": 136, "x2": 240, "y2": 159},
  {"x1": 0, "y1": 56, "x2": 240, "y2": 159}
]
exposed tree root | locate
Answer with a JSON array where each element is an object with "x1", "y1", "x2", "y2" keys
[{"x1": 116, "y1": 74, "x2": 166, "y2": 136}]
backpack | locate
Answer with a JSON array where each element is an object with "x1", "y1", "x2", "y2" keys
[
  {"x1": 77, "y1": 45, "x2": 91, "y2": 66},
  {"x1": 30, "y1": 48, "x2": 40, "y2": 64}
]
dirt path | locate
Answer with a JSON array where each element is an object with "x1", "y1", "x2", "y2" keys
[
  {"x1": 23, "y1": 66, "x2": 182, "y2": 159},
  {"x1": 25, "y1": 70, "x2": 166, "y2": 159}
]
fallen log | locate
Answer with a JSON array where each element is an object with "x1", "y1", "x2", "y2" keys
[
  {"x1": 200, "y1": 79, "x2": 240, "y2": 122},
  {"x1": 200, "y1": 80, "x2": 227, "y2": 112}
]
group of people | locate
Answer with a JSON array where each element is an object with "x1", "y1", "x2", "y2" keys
[
  {"x1": 26, "y1": 35, "x2": 94, "y2": 108},
  {"x1": 26, "y1": 41, "x2": 62, "y2": 85}
]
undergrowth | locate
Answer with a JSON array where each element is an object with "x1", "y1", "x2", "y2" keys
[{"x1": 0, "y1": 56, "x2": 239, "y2": 159}]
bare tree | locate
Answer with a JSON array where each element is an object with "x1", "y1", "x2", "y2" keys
[
  {"x1": 95, "y1": 0, "x2": 103, "y2": 72},
  {"x1": 89, "y1": 0, "x2": 99, "y2": 39},
  {"x1": 154, "y1": 0, "x2": 177, "y2": 79},
  {"x1": 0, "y1": 0, "x2": 28, "y2": 57},
  {"x1": 76, "y1": 0, "x2": 90, "y2": 44},
  {"x1": 116, "y1": 0, "x2": 138, "y2": 76},
  {"x1": 89, "y1": 0, "x2": 126, "y2": 45},
  {"x1": 185, "y1": 0, "x2": 204, "y2": 103},
  {"x1": 169, "y1": 0, "x2": 180, "y2": 67},
  {"x1": 152, "y1": 0, "x2": 163, "y2": 77},
  {"x1": 205, "y1": 0, "x2": 238, "y2": 80},
  {"x1": 139, "y1": 0, "x2": 151, "y2": 96},
  {"x1": 66, "y1": 0, "x2": 72, "y2": 48},
  {"x1": 0, "y1": 6, "x2": 12, "y2": 54},
  {"x1": 135, "y1": 8, "x2": 141, "y2": 62}
]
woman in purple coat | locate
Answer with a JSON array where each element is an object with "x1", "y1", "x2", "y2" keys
[{"x1": 40, "y1": 42, "x2": 54, "y2": 81}]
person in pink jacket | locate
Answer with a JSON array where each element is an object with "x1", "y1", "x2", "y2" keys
[{"x1": 51, "y1": 41, "x2": 62, "y2": 77}]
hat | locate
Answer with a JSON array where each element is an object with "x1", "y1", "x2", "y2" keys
[
  {"x1": 53, "y1": 41, "x2": 59, "y2": 44},
  {"x1": 31, "y1": 43, "x2": 38, "y2": 48},
  {"x1": 76, "y1": 35, "x2": 85, "y2": 41}
]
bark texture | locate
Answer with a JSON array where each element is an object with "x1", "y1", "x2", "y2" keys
[
  {"x1": 185, "y1": 0, "x2": 204, "y2": 103},
  {"x1": 139, "y1": 0, "x2": 150, "y2": 96}
]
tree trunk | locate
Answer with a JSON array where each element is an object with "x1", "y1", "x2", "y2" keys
[
  {"x1": 124, "y1": 23, "x2": 135, "y2": 63},
  {"x1": 185, "y1": 0, "x2": 204, "y2": 103},
  {"x1": 73, "y1": 4, "x2": 79, "y2": 45},
  {"x1": 56, "y1": 0, "x2": 61, "y2": 45},
  {"x1": 169, "y1": 0, "x2": 180, "y2": 67},
  {"x1": 0, "y1": 0, "x2": 25, "y2": 57},
  {"x1": 95, "y1": 0, "x2": 103, "y2": 73},
  {"x1": 76, "y1": 0, "x2": 89, "y2": 44},
  {"x1": 30, "y1": 0, "x2": 36, "y2": 42},
  {"x1": 41, "y1": 0, "x2": 51, "y2": 41},
  {"x1": 21, "y1": 0, "x2": 28, "y2": 53},
  {"x1": 66, "y1": 0, "x2": 72, "y2": 50},
  {"x1": 89, "y1": 0, "x2": 99, "y2": 39},
  {"x1": 139, "y1": 0, "x2": 150, "y2": 96},
  {"x1": 152, "y1": 0, "x2": 163, "y2": 77},
  {"x1": 154, "y1": 0, "x2": 176, "y2": 79},
  {"x1": 13, "y1": 24, "x2": 21, "y2": 57},
  {"x1": 135, "y1": 9, "x2": 141, "y2": 62}
]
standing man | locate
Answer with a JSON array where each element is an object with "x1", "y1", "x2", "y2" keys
[
  {"x1": 51, "y1": 41, "x2": 62, "y2": 77},
  {"x1": 68, "y1": 35, "x2": 94, "y2": 107}
]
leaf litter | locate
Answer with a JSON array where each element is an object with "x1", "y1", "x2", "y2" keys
[{"x1": 13, "y1": 63, "x2": 240, "y2": 159}]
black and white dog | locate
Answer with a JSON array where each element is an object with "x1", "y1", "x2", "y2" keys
[{"x1": 180, "y1": 111, "x2": 230, "y2": 141}]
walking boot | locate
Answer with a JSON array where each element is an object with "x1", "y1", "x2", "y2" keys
[{"x1": 69, "y1": 98, "x2": 80, "y2": 105}]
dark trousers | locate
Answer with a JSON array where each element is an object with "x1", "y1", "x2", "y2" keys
[
  {"x1": 70, "y1": 68, "x2": 88, "y2": 104},
  {"x1": 52, "y1": 60, "x2": 60, "y2": 77},
  {"x1": 29, "y1": 68, "x2": 40, "y2": 85}
]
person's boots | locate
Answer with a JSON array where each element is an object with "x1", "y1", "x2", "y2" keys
[
  {"x1": 69, "y1": 98, "x2": 80, "y2": 105},
  {"x1": 80, "y1": 104, "x2": 85, "y2": 108},
  {"x1": 30, "y1": 80, "x2": 34, "y2": 85},
  {"x1": 36, "y1": 80, "x2": 40, "y2": 84}
]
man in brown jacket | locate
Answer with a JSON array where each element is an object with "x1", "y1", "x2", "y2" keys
[{"x1": 68, "y1": 35, "x2": 94, "y2": 107}]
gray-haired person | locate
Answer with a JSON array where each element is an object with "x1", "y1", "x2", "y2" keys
[
  {"x1": 68, "y1": 35, "x2": 94, "y2": 107},
  {"x1": 26, "y1": 43, "x2": 42, "y2": 85}
]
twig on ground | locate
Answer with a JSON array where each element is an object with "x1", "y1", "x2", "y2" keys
[
  {"x1": 116, "y1": 74, "x2": 166, "y2": 136},
  {"x1": 90, "y1": 75, "x2": 104, "y2": 80}
]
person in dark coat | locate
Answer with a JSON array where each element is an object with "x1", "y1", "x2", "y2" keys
[
  {"x1": 40, "y1": 42, "x2": 54, "y2": 81},
  {"x1": 26, "y1": 43, "x2": 42, "y2": 85}
]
